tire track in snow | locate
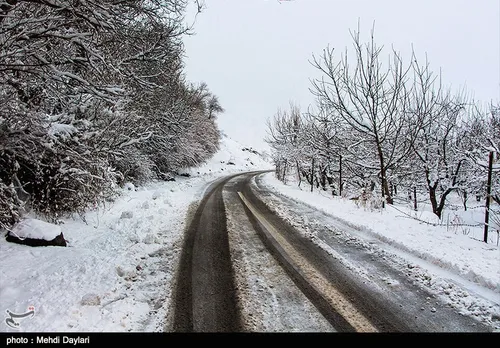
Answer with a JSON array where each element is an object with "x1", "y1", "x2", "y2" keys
[{"x1": 170, "y1": 174, "x2": 243, "y2": 332}]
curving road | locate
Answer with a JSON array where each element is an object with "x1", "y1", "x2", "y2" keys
[
  {"x1": 170, "y1": 171, "x2": 493, "y2": 332},
  {"x1": 171, "y1": 173, "x2": 244, "y2": 332}
]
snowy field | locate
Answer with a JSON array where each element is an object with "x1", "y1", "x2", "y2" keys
[{"x1": 1, "y1": 135, "x2": 499, "y2": 332}]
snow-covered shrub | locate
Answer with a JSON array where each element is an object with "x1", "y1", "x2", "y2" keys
[
  {"x1": 0, "y1": 0, "x2": 225, "y2": 222},
  {"x1": 34, "y1": 149, "x2": 119, "y2": 219},
  {"x1": 0, "y1": 117, "x2": 119, "y2": 220},
  {"x1": 0, "y1": 182, "x2": 21, "y2": 230},
  {"x1": 110, "y1": 146, "x2": 156, "y2": 186},
  {"x1": 137, "y1": 95, "x2": 222, "y2": 177},
  {"x1": 355, "y1": 187, "x2": 385, "y2": 211}
]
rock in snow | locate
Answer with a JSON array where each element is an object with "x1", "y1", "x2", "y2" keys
[
  {"x1": 80, "y1": 293, "x2": 101, "y2": 306},
  {"x1": 6, "y1": 218, "x2": 66, "y2": 247},
  {"x1": 120, "y1": 211, "x2": 133, "y2": 219},
  {"x1": 124, "y1": 182, "x2": 136, "y2": 191},
  {"x1": 142, "y1": 234, "x2": 156, "y2": 244},
  {"x1": 116, "y1": 266, "x2": 125, "y2": 277}
]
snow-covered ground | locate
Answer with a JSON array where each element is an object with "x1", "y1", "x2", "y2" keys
[
  {"x1": 0, "y1": 135, "x2": 272, "y2": 332},
  {"x1": 1, "y1": 134, "x2": 499, "y2": 332}
]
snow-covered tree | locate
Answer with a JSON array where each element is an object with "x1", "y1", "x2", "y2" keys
[
  {"x1": 0, "y1": 0, "x2": 222, "y2": 224},
  {"x1": 401, "y1": 55, "x2": 473, "y2": 218},
  {"x1": 462, "y1": 104, "x2": 500, "y2": 202},
  {"x1": 265, "y1": 102, "x2": 305, "y2": 184},
  {"x1": 310, "y1": 28, "x2": 415, "y2": 205},
  {"x1": 300, "y1": 105, "x2": 345, "y2": 194}
]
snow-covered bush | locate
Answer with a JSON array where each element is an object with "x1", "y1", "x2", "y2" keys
[
  {"x1": 137, "y1": 90, "x2": 222, "y2": 176},
  {"x1": 0, "y1": 182, "x2": 21, "y2": 230},
  {"x1": 355, "y1": 187, "x2": 385, "y2": 211},
  {"x1": 111, "y1": 146, "x2": 156, "y2": 186},
  {"x1": 0, "y1": 117, "x2": 119, "y2": 220},
  {"x1": 0, "y1": 0, "x2": 225, "y2": 226}
]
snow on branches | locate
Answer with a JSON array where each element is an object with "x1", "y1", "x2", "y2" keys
[
  {"x1": 0, "y1": 0, "x2": 223, "y2": 224},
  {"x1": 267, "y1": 28, "x2": 499, "y2": 219}
]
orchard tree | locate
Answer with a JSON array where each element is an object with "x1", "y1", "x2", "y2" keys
[
  {"x1": 310, "y1": 28, "x2": 415, "y2": 205},
  {"x1": 265, "y1": 103, "x2": 305, "y2": 183},
  {"x1": 301, "y1": 105, "x2": 344, "y2": 194},
  {"x1": 407, "y1": 54, "x2": 472, "y2": 218}
]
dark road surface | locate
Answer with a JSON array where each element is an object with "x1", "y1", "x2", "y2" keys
[
  {"x1": 171, "y1": 173, "x2": 243, "y2": 332},
  {"x1": 170, "y1": 171, "x2": 493, "y2": 332}
]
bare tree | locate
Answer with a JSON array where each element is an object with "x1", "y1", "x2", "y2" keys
[
  {"x1": 310, "y1": 27, "x2": 413, "y2": 205},
  {"x1": 265, "y1": 102, "x2": 304, "y2": 183},
  {"x1": 301, "y1": 105, "x2": 344, "y2": 194},
  {"x1": 407, "y1": 54, "x2": 471, "y2": 218}
]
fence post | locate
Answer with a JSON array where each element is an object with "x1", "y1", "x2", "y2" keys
[
  {"x1": 413, "y1": 186, "x2": 417, "y2": 211},
  {"x1": 484, "y1": 151, "x2": 494, "y2": 243},
  {"x1": 339, "y1": 155, "x2": 342, "y2": 196},
  {"x1": 310, "y1": 157, "x2": 314, "y2": 193}
]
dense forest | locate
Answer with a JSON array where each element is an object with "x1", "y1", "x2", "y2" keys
[{"x1": 0, "y1": 0, "x2": 223, "y2": 228}]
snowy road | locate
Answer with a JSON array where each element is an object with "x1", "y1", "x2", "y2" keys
[
  {"x1": 171, "y1": 173, "x2": 243, "y2": 332},
  {"x1": 168, "y1": 171, "x2": 493, "y2": 332}
]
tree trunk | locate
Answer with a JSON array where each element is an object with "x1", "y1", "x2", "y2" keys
[
  {"x1": 376, "y1": 141, "x2": 393, "y2": 205},
  {"x1": 429, "y1": 160, "x2": 463, "y2": 219},
  {"x1": 429, "y1": 185, "x2": 456, "y2": 219},
  {"x1": 436, "y1": 188, "x2": 455, "y2": 219},
  {"x1": 428, "y1": 186, "x2": 440, "y2": 218},
  {"x1": 282, "y1": 160, "x2": 288, "y2": 184},
  {"x1": 462, "y1": 190, "x2": 467, "y2": 211},
  {"x1": 310, "y1": 157, "x2": 315, "y2": 192},
  {"x1": 296, "y1": 160, "x2": 302, "y2": 187},
  {"x1": 320, "y1": 169, "x2": 327, "y2": 191},
  {"x1": 413, "y1": 186, "x2": 417, "y2": 211},
  {"x1": 484, "y1": 151, "x2": 494, "y2": 243},
  {"x1": 381, "y1": 167, "x2": 392, "y2": 205}
]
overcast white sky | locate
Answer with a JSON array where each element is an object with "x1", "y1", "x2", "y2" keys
[{"x1": 183, "y1": 0, "x2": 500, "y2": 151}]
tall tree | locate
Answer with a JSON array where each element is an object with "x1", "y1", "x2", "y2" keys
[
  {"x1": 408, "y1": 55, "x2": 471, "y2": 218},
  {"x1": 265, "y1": 102, "x2": 304, "y2": 183},
  {"x1": 310, "y1": 27, "x2": 414, "y2": 205}
]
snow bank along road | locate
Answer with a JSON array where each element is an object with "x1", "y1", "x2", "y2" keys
[{"x1": 168, "y1": 171, "x2": 493, "y2": 332}]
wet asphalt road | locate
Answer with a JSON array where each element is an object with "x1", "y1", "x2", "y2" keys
[{"x1": 170, "y1": 171, "x2": 493, "y2": 332}]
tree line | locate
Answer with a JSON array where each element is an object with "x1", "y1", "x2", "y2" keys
[
  {"x1": 266, "y1": 28, "x2": 499, "y2": 219},
  {"x1": 0, "y1": 0, "x2": 223, "y2": 228}
]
